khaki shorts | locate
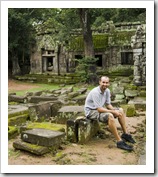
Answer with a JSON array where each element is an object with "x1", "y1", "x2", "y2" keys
[{"x1": 87, "y1": 110, "x2": 109, "y2": 123}]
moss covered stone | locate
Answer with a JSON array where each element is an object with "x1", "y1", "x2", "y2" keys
[
  {"x1": 8, "y1": 114, "x2": 29, "y2": 126},
  {"x1": 21, "y1": 122, "x2": 65, "y2": 133},
  {"x1": 8, "y1": 126, "x2": 19, "y2": 140},
  {"x1": 126, "y1": 105, "x2": 136, "y2": 117}
]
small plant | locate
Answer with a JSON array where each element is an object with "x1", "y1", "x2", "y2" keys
[{"x1": 75, "y1": 56, "x2": 99, "y2": 84}]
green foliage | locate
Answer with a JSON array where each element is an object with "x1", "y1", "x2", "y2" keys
[{"x1": 75, "y1": 57, "x2": 99, "y2": 83}]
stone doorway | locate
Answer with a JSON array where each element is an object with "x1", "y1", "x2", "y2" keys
[{"x1": 42, "y1": 56, "x2": 54, "y2": 72}]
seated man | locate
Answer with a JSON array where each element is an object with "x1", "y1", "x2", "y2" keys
[{"x1": 84, "y1": 76, "x2": 136, "y2": 151}]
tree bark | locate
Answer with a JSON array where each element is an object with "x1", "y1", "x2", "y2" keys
[
  {"x1": 11, "y1": 51, "x2": 21, "y2": 76},
  {"x1": 78, "y1": 9, "x2": 97, "y2": 84},
  {"x1": 78, "y1": 8, "x2": 94, "y2": 58}
]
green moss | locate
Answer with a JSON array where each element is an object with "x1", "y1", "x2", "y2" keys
[
  {"x1": 69, "y1": 30, "x2": 135, "y2": 51},
  {"x1": 139, "y1": 90, "x2": 146, "y2": 97},
  {"x1": 8, "y1": 110, "x2": 29, "y2": 118},
  {"x1": 8, "y1": 102, "x2": 19, "y2": 105},
  {"x1": 124, "y1": 84, "x2": 137, "y2": 90},
  {"x1": 26, "y1": 122, "x2": 65, "y2": 132},
  {"x1": 126, "y1": 105, "x2": 136, "y2": 117},
  {"x1": 8, "y1": 126, "x2": 19, "y2": 139},
  {"x1": 8, "y1": 114, "x2": 29, "y2": 126}
]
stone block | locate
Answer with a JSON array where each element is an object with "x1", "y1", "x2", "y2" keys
[
  {"x1": 13, "y1": 139, "x2": 50, "y2": 155},
  {"x1": 66, "y1": 119, "x2": 79, "y2": 143},
  {"x1": 8, "y1": 126, "x2": 19, "y2": 140},
  {"x1": 28, "y1": 102, "x2": 52, "y2": 122},
  {"x1": 128, "y1": 97, "x2": 146, "y2": 111},
  {"x1": 29, "y1": 96, "x2": 57, "y2": 103},
  {"x1": 8, "y1": 114, "x2": 29, "y2": 126},
  {"x1": 55, "y1": 106, "x2": 84, "y2": 124},
  {"x1": 21, "y1": 128, "x2": 65, "y2": 147},
  {"x1": 126, "y1": 104, "x2": 136, "y2": 117},
  {"x1": 8, "y1": 105, "x2": 29, "y2": 118},
  {"x1": 78, "y1": 119, "x2": 100, "y2": 144},
  {"x1": 8, "y1": 95, "x2": 28, "y2": 103}
]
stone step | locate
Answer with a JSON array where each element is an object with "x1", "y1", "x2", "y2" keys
[{"x1": 21, "y1": 128, "x2": 65, "y2": 147}]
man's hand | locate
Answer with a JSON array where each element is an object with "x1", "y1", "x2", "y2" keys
[{"x1": 112, "y1": 110, "x2": 122, "y2": 117}]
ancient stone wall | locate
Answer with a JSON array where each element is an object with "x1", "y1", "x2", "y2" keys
[
  {"x1": 131, "y1": 25, "x2": 146, "y2": 86},
  {"x1": 30, "y1": 21, "x2": 145, "y2": 76}
]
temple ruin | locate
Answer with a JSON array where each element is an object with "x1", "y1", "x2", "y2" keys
[{"x1": 30, "y1": 21, "x2": 146, "y2": 86}]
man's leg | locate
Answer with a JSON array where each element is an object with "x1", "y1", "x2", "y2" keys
[
  {"x1": 117, "y1": 108, "x2": 136, "y2": 144},
  {"x1": 107, "y1": 113, "x2": 121, "y2": 141},
  {"x1": 117, "y1": 108, "x2": 128, "y2": 134},
  {"x1": 100, "y1": 112, "x2": 133, "y2": 151}
]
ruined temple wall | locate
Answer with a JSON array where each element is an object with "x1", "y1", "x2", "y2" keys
[
  {"x1": 30, "y1": 47, "x2": 42, "y2": 74},
  {"x1": 30, "y1": 21, "x2": 145, "y2": 75},
  {"x1": 131, "y1": 24, "x2": 146, "y2": 86}
]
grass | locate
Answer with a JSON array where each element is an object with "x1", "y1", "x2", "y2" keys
[{"x1": 8, "y1": 80, "x2": 96, "y2": 96}]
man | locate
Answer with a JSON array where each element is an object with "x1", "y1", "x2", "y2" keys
[{"x1": 84, "y1": 76, "x2": 136, "y2": 151}]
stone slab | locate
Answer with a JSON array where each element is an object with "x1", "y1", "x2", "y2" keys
[
  {"x1": 13, "y1": 139, "x2": 50, "y2": 155},
  {"x1": 21, "y1": 128, "x2": 65, "y2": 147},
  {"x1": 56, "y1": 106, "x2": 85, "y2": 124},
  {"x1": 58, "y1": 106, "x2": 84, "y2": 112}
]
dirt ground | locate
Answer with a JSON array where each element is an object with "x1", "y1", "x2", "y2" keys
[{"x1": 8, "y1": 79, "x2": 146, "y2": 165}]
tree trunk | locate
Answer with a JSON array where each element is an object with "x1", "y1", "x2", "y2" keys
[
  {"x1": 78, "y1": 8, "x2": 94, "y2": 57},
  {"x1": 11, "y1": 52, "x2": 21, "y2": 76},
  {"x1": 78, "y1": 9, "x2": 97, "y2": 84}
]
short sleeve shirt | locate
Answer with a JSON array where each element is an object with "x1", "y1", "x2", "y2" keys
[{"x1": 84, "y1": 86, "x2": 111, "y2": 116}]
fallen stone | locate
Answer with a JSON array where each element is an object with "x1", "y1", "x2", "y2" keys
[
  {"x1": 29, "y1": 96, "x2": 57, "y2": 103},
  {"x1": 8, "y1": 95, "x2": 28, "y2": 103},
  {"x1": 56, "y1": 106, "x2": 84, "y2": 124},
  {"x1": 13, "y1": 139, "x2": 50, "y2": 155},
  {"x1": 21, "y1": 128, "x2": 65, "y2": 147}
]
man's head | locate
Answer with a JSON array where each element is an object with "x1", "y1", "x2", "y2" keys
[{"x1": 99, "y1": 76, "x2": 110, "y2": 92}]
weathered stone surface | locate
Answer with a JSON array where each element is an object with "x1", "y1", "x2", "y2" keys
[
  {"x1": 67, "y1": 92, "x2": 80, "y2": 99},
  {"x1": 19, "y1": 122, "x2": 65, "y2": 133},
  {"x1": 8, "y1": 105, "x2": 29, "y2": 118},
  {"x1": 8, "y1": 114, "x2": 29, "y2": 126},
  {"x1": 72, "y1": 95, "x2": 87, "y2": 105},
  {"x1": 8, "y1": 126, "x2": 19, "y2": 140},
  {"x1": 78, "y1": 119, "x2": 100, "y2": 144},
  {"x1": 66, "y1": 119, "x2": 79, "y2": 143},
  {"x1": 56, "y1": 106, "x2": 84, "y2": 124},
  {"x1": 125, "y1": 90, "x2": 139, "y2": 97},
  {"x1": 115, "y1": 94, "x2": 125, "y2": 100},
  {"x1": 50, "y1": 101, "x2": 62, "y2": 117},
  {"x1": 29, "y1": 96, "x2": 57, "y2": 103},
  {"x1": 13, "y1": 139, "x2": 50, "y2": 155},
  {"x1": 77, "y1": 88, "x2": 87, "y2": 94},
  {"x1": 8, "y1": 95, "x2": 28, "y2": 103},
  {"x1": 112, "y1": 86, "x2": 124, "y2": 94},
  {"x1": 21, "y1": 128, "x2": 65, "y2": 147},
  {"x1": 126, "y1": 104, "x2": 136, "y2": 117},
  {"x1": 28, "y1": 102, "x2": 52, "y2": 122},
  {"x1": 128, "y1": 97, "x2": 146, "y2": 111}
]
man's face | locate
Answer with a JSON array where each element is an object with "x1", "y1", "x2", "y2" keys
[{"x1": 99, "y1": 77, "x2": 110, "y2": 91}]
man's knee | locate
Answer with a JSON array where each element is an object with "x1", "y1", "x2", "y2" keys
[
  {"x1": 119, "y1": 108, "x2": 124, "y2": 114},
  {"x1": 108, "y1": 113, "x2": 115, "y2": 123}
]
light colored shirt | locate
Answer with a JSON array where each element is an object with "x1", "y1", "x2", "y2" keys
[{"x1": 84, "y1": 86, "x2": 111, "y2": 116}]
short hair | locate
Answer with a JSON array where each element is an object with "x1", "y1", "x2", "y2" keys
[{"x1": 99, "y1": 76, "x2": 109, "y2": 81}]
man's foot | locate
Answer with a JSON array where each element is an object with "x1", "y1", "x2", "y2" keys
[
  {"x1": 121, "y1": 133, "x2": 136, "y2": 144},
  {"x1": 117, "y1": 140, "x2": 133, "y2": 151}
]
